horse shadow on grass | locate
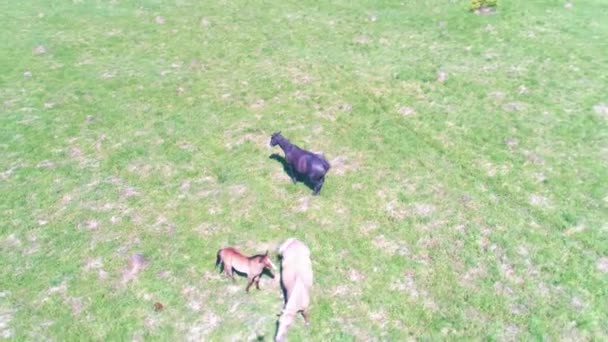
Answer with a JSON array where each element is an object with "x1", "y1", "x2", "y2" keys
[
  {"x1": 269, "y1": 153, "x2": 316, "y2": 192},
  {"x1": 274, "y1": 257, "x2": 287, "y2": 341}
]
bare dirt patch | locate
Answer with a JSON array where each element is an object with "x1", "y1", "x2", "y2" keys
[
  {"x1": 593, "y1": 102, "x2": 608, "y2": 118},
  {"x1": 0, "y1": 310, "x2": 14, "y2": 339},
  {"x1": 437, "y1": 70, "x2": 448, "y2": 83},
  {"x1": 398, "y1": 106, "x2": 416, "y2": 117},
  {"x1": 504, "y1": 138, "x2": 518, "y2": 149},
  {"x1": 385, "y1": 200, "x2": 437, "y2": 220},
  {"x1": 518, "y1": 84, "x2": 528, "y2": 95},
  {"x1": 65, "y1": 297, "x2": 85, "y2": 316},
  {"x1": 372, "y1": 235, "x2": 409, "y2": 256},
  {"x1": 359, "y1": 221, "x2": 379, "y2": 235},
  {"x1": 570, "y1": 296, "x2": 587, "y2": 311},
  {"x1": 459, "y1": 265, "x2": 487, "y2": 288},
  {"x1": 100, "y1": 71, "x2": 115, "y2": 79},
  {"x1": 474, "y1": 6, "x2": 496, "y2": 15},
  {"x1": 46, "y1": 281, "x2": 68, "y2": 298},
  {"x1": 33, "y1": 45, "x2": 47, "y2": 55},
  {"x1": 489, "y1": 91, "x2": 506, "y2": 103},
  {"x1": 348, "y1": 269, "x2": 366, "y2": 283},
  {"x1": 289, "y1": 68, "x2": 314, "y2": 84},
  {"x1": 181, "y1": 285, "x2": 206, "y2": 312},
  {"x1": 332, "y1": 317, "x2": 373, "y2": 341},
  {"x1": 83, "y1": 219, "x2": 100, "y2": 231},
  {"x1": 39, "y1": 281, "x2": 88, "y2": 317},
  {"x1": 223, "y1": 131, "x2": 269, "y2": 150},
  {"x1": 195, "y1": 222, "x2": 221, "y2": 237},
  {"x1": 84, "y1": 257, "x2": 108, "y2": 280},
  {"x1": 354, "y1": 35, "x2": 372, "y2": 45},
  {"x1": 522, "y1": 150, "x2": 544, "y2": 165},
  {"x1": 201, "y1": 270, "x2": 223, "y2": 282},
  {"x1": 482, "y1": 161, "x2": 510, "y2": 177},
  {"x1": 597, "y1": 257, "x2": 608, "y2": 273},
  {"x1": 385, "y1": 200, "x2": 407, "y2": 220},
  {"x1": 503, "y1": 102, "x2": 526, "y2": 112},
  {"x1": 351, "y1": 182, "x2": 364, "y2": 190},
  {"x1": 493, "y1": 281, "x2": 514, "y2": 296},
  {"x1": 412, "y1": 203, "x2": 436, "y2": 217},
  {"x1": 228, "y1": 184, "x2": 247, "y2": 197},
  {"x1": 390, "y1": 271, "x2": 437, "y2": 311},
  {"x1": 152, "y1": 215, "x2": 176, "y2": 235},
  {"x1": 4, "y1": 234, "x2": 22, "y2": 249},
  {"x1": 564, "y1": 224, "x2": 585, "y2": 236},
  {"x1": 329, "y1": 155, "x2": 361, "y2": 176},
  {"x1": 122, "y1": 187, "x2": 138, "y2": 199},
  {"x1": 330, "y1": 284, "x2": 361, "y2": 298},
  {"x1": 37, "y1": 160, "x2": 54, "y2": 168},
  {"x1": 529, "y1": 194, "x2": 550, "y2": 207},
  {"x1": 250, "y1": 99, "x2": 265, "y2": 109},
  {"x1": 314, "y1": 101, "x2": 352, "y2": 121},
  {"x1": 177, "y1": 312, "x2": 221, "y2": 341},
  {"x1": 500, "y1": 324, "x2": 520, "y2": 341},
  {"x1": 1, "y1": 165, "x2": 18, "y2": 180},
  {"x1": 294, "y1": 196, "x2": 311, "y2": 212},
  {"x1": 121, "y1": 254, "x2": 149, "y2": 285},
  {"x1": 242, "y1": 240, "x2": 280, "y2": 255},
  {"x1": 368, "y1": 310, "x2": 388, "y2": 329}
]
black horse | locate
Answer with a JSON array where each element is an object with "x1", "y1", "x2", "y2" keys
[{"x1": 269, "y1": 132, "x2": 331, "y2": 195}]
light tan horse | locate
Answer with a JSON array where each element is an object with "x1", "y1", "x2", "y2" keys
[
  {"x1": 215, "y1": 247, "x2": 276, "y2": 292},
  {"x1": 275, "y1": 238, "x2": 313, "y2": 342}
]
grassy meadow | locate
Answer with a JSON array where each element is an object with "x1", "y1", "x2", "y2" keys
[{"x1": 1, "y1": 0, "x2": 607, "y2": 340}]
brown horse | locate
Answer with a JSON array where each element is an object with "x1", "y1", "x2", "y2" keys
[
  {"x1": 275, "y1": 239, "x2": 313, "y2": 342},
  {"x1": 215, "y1": 247, "x2": 277, "y2": 292}
]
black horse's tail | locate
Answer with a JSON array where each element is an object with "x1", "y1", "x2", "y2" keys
[{"x1": 215, "y1": 249, "x2": 222, "y2": 269}]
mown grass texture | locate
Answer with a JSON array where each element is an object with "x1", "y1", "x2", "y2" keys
[{"x1": 1, "y1": 0, "x2": 607, "y2": 340}]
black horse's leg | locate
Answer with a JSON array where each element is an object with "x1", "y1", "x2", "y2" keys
[
  {"x1": 312, "y1": 176, "x2": 325, "y2": 195},
  {"x1": 287, "y1": 164, "x2": 297, "y2": 184}
]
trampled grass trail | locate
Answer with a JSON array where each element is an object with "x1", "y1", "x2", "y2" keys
[{"x1": 1, "y1": 0, "x2": 607, "y2": 340}]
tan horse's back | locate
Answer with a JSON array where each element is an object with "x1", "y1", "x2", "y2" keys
[
  {"x1": 279, "y1": 239, "x2": 313, "y2": 292},
  {"x1": 275, "y1": 239, "x2": 313, "y2": 342}
]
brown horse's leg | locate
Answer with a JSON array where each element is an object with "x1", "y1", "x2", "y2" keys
[
  {"x1": 302, "y1": 309, "x2": 310, "y2": 326},
  {"x1": 245, "y1": 276, "x2": 255, "y2": 292},
  {"x1": 225, "y1": 266, "x2": 235, "y2": 281},
  {"x1": 255, "y1": 275, "x2": 261, "y2": 290}
]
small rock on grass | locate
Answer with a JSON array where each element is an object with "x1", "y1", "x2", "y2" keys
[
  {"x1": 33, "y1": 45, "x2": 47, "y2": 55},
  {"x1": 437, "y1": 70, "x2": 448, "y2": 83},
  {"x1": 597, "y1": 257, "x2": 608, "y2": 273}
]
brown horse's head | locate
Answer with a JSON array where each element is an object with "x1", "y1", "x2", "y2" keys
[{"x1": 258, "y1": 250, "x2": 277, "y2": 270}]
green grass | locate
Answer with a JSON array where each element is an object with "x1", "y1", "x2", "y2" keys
[{"x1": 1, "y1": 0, "x2": 607, "y2": 340}]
